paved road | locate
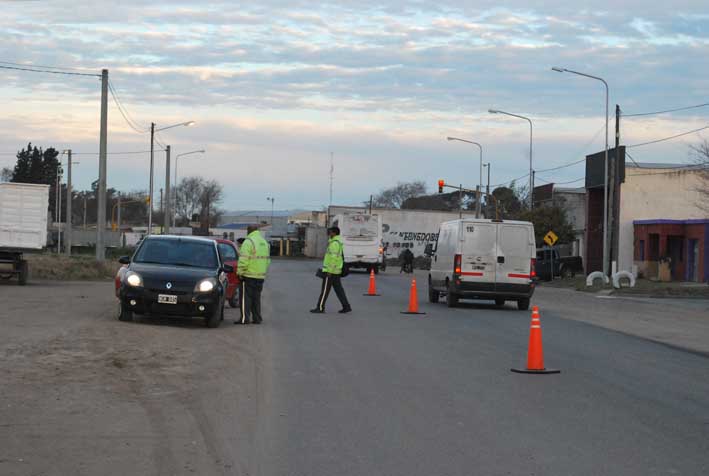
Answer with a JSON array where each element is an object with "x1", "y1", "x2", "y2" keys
[{"x1": 1, "y1": 260, "x2": 708, "y2": 475}]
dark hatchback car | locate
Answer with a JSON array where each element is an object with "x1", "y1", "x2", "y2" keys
[{"x1": 116, "y1": 235, "x2": 232, "y2": 328}]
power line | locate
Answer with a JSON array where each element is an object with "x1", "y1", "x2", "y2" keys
[
  {"x1": 0, "y1": 150, "x2": 163, "y2": 156},
  {"x1": 625, "y1": 151, "x2": 641, "y2": 167},
  {"x1": 623, "y1": 102, "x2": 709, "y2": 117},
  {"x1": 536, "y1": 157, "x2": 586, "y2": 173},
  {"x1": 108, "y1": 79, "x2": 149, "y2": 133},
  {"x1": 626, "y1": 125, "x2": 709, "y2": 148},
  {"x1": 0, "y1": 60, "x2": 96, "y2": 73},
  {"x1": 0, "y1": 64, "x2": 100, "y2": 77},
  {"x1": 489, "y1": 172, "x2": 530, "y2": 189}
]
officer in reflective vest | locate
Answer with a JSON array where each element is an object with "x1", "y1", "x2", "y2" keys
[
  {"x1": 236, "y1": 224, "x2": 271, "y2": 324},
  {"x1": 311, "y1": 226, "x2": 352, "y2": 314}
]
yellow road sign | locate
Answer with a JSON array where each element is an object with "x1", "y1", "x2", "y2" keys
[{"x1": 544, "y1": 230, "x2": 558, "y2": 247}]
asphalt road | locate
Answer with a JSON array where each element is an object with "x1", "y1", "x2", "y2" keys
[{"x1": 1, "y1": 259, "x2": 708, "y2": 475}]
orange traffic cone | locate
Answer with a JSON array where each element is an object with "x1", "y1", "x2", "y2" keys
[
  {"x1": 401, "y1": 278, "x2": 426, "y2": 315},
  {"x1": 511, "y1": 306, "x2": 560, "y2": 374},
  {"x1": 363, "y1": 269, "x2": 380, "y2": 296}
]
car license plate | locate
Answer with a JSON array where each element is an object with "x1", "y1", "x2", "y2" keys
[{"x1": 158, "y1": 294, "x2": 178, "y2": 304}]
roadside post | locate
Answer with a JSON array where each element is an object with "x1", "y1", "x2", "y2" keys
[{"x1": 544, "y1": 230, "x2": 558, "y2": 280}]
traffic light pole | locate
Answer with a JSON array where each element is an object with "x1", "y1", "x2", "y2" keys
[{"x1": 438, "y1": 181, "x2": 499, "y2": 220}]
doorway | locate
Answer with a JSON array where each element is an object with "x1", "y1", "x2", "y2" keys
[{"x1": 687, "y1": 239, "x2": 699, "y2": 282}]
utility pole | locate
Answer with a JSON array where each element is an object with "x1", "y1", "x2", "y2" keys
[
  {"x1": 485, "y1": 162, "x2": 491, "y2": 197},
  {"x1": 459, "y1": 184, "x2": 463, "y2": 219},
  {"x1": 608, "y1": 104, "x2": 621, "y2": 272},
  {"x1": 65, "y1": 150, "x2": 72, "y2": 256},
  {"x1": 83, "y1": 197, "x2": 87, "y2": 230},
  {"x1": 56, "y1": 166, "x2": 62, "y2": 254},
  {"x1": 96, "y1": 69, "x2": 108, "y2": 261},
  {"x1": 117, "y1": 193, "x2": 122, "y2": 232},
  {"x1": 329, "y1": 152, "x2": 334, "y2": 206},
  {"x1": 148, "y1": 122, "x2": 155, "y2": 235},
  {"x1": 531, "y1": 170, "x2": 536, "y2": 207},
  {"x1": 159, "y1": 188, "x2": 164, "y2": 234},
  {"x1": 164, "y1": 145, "x2": 171, "y2": 234}
]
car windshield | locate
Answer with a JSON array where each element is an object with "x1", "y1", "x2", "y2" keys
[{"x1": 134, "y1": 239, "x2": 218, "y2": 269}]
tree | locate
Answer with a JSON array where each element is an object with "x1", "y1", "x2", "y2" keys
[
  {"x1": 402, "y1": 190, "x2": 476, "y2": 211},
  {"x1": 691, "y1": 140, "x2": 709, "y2": 214},
  {"x1": 490, "y1": 185, "x2": 523, "y2": 219},
  {"x1": 370, "y1": 181, "x2": 427, "y2": 208},
  {"x1": 0, "y1": 167, "x2": 11, "y2": 182},
  {"x1": 8, "y1": 143, "x2": 61, "y2": 219},
  {"x1": 517, "y1": 205, "x2": 575, "y2": 245},
  {"x1": 174, "y1": 176, "x2": 224, "y2": 227}
]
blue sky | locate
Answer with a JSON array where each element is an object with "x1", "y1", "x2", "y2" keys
[{"x1": 0, "y1": 1, "x2": 707, "y2": 211}]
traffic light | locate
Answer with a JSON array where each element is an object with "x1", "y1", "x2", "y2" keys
[{"x1": 438, "y1": 180, "x2": 445, "y2": 193}]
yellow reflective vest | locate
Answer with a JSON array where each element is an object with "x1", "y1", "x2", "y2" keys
[
  {"x1": 237, "y1": 230, "x2": 271, "y2": 279},
  {"x1": 323, "y1": 235, "x2": 344, "y2": 275}
]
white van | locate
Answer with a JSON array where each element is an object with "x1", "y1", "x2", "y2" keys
[
  {"x1": 331, "y1": 213, "x2": 384, "y2": 273},
  {"x1": 425, "y1": 219, "x2": 537, "y2": 310}
]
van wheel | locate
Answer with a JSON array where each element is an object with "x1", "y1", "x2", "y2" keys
[
  {"x1": 447, "y1": 290, "x2": 459, "y2": 308},
  {"x1": 428, "y1": 280, "x2": 439, "y2": 303},
  {"x1": 495, "y1": 298, "x2": 505, "y2": 307},
  {"x1": 517, "y1": 298, "x2": 530, "y2": 311}
]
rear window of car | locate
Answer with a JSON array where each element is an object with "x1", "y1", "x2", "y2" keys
[{"x1": 134, "y1": 239, "x2": 218, "y2": 269}]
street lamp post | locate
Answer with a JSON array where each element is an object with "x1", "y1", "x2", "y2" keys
[
  {"x1": 266, "y1": 197, "x2": 275, "y2": 225},
  {"x1": 552, "y1": 66, "x2": 609, "y2": 278},
  {"x1": 148, "y1": 120, "x2": 195, "y2": 235},
  {"x1": 446, "y1": 137, "x2": 483, "y2": 218},
  {"x1": 488, "y1": 109, "x2": 534, "y2": 209},
  {"x1": 173, "y1": 149, "x2": 205, "y2": 228}
]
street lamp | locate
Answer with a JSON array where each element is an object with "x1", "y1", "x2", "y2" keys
[
  {"x1": 173, "y1": 149, "x2": 205, "y2": 228},
  {"x1": 148, "y1": 120, "x2": 195, "y2": 235},
  {"x1": 552, "y1": 66, "x2": 609, "y2": 278},
  {"x1": 488, "y1": 109, "x2": 534, "y2": 209},
  {"x1": 447, "y1": 137, "x2": 483, "y2": 218}
]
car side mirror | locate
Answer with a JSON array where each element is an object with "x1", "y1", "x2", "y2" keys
[
  {"x1": 222, "y1": 264, "x2": 235, "y2": 274},
  {"x1": 424, "y1": 244, "x2": 434, "y2": 257},
  {"x1": 118, "y1": 256, "x2": 130, "y2": 265}
]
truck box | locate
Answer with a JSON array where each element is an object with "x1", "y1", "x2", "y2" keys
[{"x1": 0, "y1": 182, "x2": 50, "y2": 250}]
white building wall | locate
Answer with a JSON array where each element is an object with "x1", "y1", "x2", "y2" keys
[{"x1": 618, "y1": 166, "x2": 706, "y2": 271}]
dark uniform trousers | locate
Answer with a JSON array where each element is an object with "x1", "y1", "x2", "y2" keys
[
  {"x1": 316, "y1": 273, "x2": 350, "y2": 312},
  {"x1": 240, "y1": 277, "x2": 264, "y2": 324}
]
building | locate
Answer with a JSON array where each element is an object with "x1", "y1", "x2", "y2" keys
[
  {"x1": 618, "y1": 163, "x2": 707, "y2": 281},
  {"x1": 219, "y1": 210, "x2": 294, "y2": 238}
]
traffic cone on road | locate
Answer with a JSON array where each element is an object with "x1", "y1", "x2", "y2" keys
[
  {"x1": 363, "y1": 269, "x2": 380, "y2": 296},
  {"x1": 401, "y1": 278, "x2": 425, "y2": 315},
  {"x1": 511, "y1": 306, "x2": 560, "y2": 374}
]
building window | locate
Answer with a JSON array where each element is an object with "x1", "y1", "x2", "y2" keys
[{"x1": 639, "y1": 240, "x2": 645, "y2": 261}]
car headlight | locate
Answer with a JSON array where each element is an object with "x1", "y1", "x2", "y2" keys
[
  {"x1": 194, "y1": 278, "x2": 216, "y2": 293},
  {"x1": 126, "y1": 272, "x2": 143, "y2": 287}
]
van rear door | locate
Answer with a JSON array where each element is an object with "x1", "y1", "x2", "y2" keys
[
  {"x1": 496, "y1": 224, "x2": 533, "y2": 290},
  {"x1": 460, "y1": 221, "x2": 497, "y2": 286}
]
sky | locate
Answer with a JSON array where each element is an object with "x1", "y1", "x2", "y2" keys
[{"x1": 0, "y1": 0, "x2": 707, "y2": 211}]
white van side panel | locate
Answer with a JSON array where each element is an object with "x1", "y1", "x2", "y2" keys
[
  {"x1": 430, "y1": 222, "x2": 457, "y2": 284},
  {"x1": 496, "y1": 224, "x2": 534, "y2": 284},
  {"x1": 460, "y1": 222, "x2": 497, "y2": 283}
]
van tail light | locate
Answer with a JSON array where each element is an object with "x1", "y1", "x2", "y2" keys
[
  {"x1": 454, "y1": 254, "x2": 462, "y2": 274},
  {"x1": 379, "y1": 247, "x2": 384, "y2": 255},
  {"x1": 530, "y1": 258, "x2": 537, "y2": 278}
]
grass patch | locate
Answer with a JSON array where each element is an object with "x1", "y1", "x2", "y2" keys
[{"x1": 26, "y1": 254, "x2": 122, "y2": 281}]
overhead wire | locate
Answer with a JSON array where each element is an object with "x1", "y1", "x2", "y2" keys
[
  {"x1": 622, "y1": 102, "x2": 709, "y2": 117},
  {"x1": 0, "y1": 64, "x2": 100, "y2": 77},
  {"x1": 108, "y1": 79, "x2": 149, "y2": 133},
  {"x1": 626, "y1": 125, "x2": 709, "y2": 148}
]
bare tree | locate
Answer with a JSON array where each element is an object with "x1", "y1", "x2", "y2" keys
[
  {"x1": 370, "y1": 180, "x2": 427, "y2": 208},
  {"x1": 174, "y1": 176, "x2": 224, "y2": 226},
  {"x1": 691, "y1": 140, "x2": 709, "y2": 214},
  {"x1": 199, "y1": 179, "x2": 224, "y2": 226}
]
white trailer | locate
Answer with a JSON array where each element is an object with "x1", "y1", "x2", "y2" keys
[
  {"x1": 331, "y1": 213, "x2": 384, "y2": 273},
  {"x1": 0, "y1": 183, "x2": 50, "y2": 284}
]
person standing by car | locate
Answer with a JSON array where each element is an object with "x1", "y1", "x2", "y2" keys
[
  {"x1": 236, "y1": 225, "x2": 271, "y2": 325},
  {"x1": 311, "y1": 226, "x2": 352, "y2": 314}
]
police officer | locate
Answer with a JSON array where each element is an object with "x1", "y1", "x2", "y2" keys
[
  {"x1": 236, "y1": 224, "x2": 271, "y2": 325},
  {"x1": 311, "y1": 226, "x2": 352, "y2": 314}
]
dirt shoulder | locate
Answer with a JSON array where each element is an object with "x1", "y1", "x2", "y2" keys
[
  {"x1": 23, "y1": 253, "x2": 121, "y2": 281},
  {"x1": 540, "y1": 276, "x2": 709, "y2": 299}
]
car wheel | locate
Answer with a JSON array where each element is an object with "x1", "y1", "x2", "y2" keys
[
  {"x1": 428, "y1": 279, "x2": 439, "y2": 303},
  {"x1": 517, "y1": 298, "x2": 530, "y2": 311},
  {"x1": 228, "y1": 295, "x2": 239, "y2": 308},
  {"x1": 495, "y1": 298, "x2": 505, "y2": 307},
  {"x1": 206, "y1": 305, "x2": 221, "y2": 328},
  {"x1": 118, "y1": 301, "x2": 133, "y2": 322}
]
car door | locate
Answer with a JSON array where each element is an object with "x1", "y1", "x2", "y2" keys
[
  {"x1": 460, "y1": 221, "x2": 497, "y2": 287},
  {"x1": 217, "y1": 241, "x2": 239, "y2": 299},
  {"x1": 496, "y1": 224, "x2": 533, "y2": 290}
]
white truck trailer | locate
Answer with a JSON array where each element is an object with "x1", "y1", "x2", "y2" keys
[
  {"x1": 0, "y1": 183, "x2": 50, "y2": 284},
  {"x1": 331, "y1": 213, "x2": 384, "y2": 273}
]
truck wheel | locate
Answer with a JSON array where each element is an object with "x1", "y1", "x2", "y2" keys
[
  {"x1": 17, "y1": 260, "x2": 28, "y2": 285},
  {"x1": 206, "y1": 304, "x2": 222, "y2": 328},
  {"x1": 517, "y1": 298, "x2": 530, "y2": 311},
  {"x1": 118, "y1": 301, "x2": 133, "y2": 322},
  {"x1": 428, "y1": 280, "x2": 439, "y2": 303},
  {"x1": 495, "y1": 298, "x2": 505, "y2": 307},
  {"x1": 560, "y1": 266, "x2": 574, "y2": 279}
]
